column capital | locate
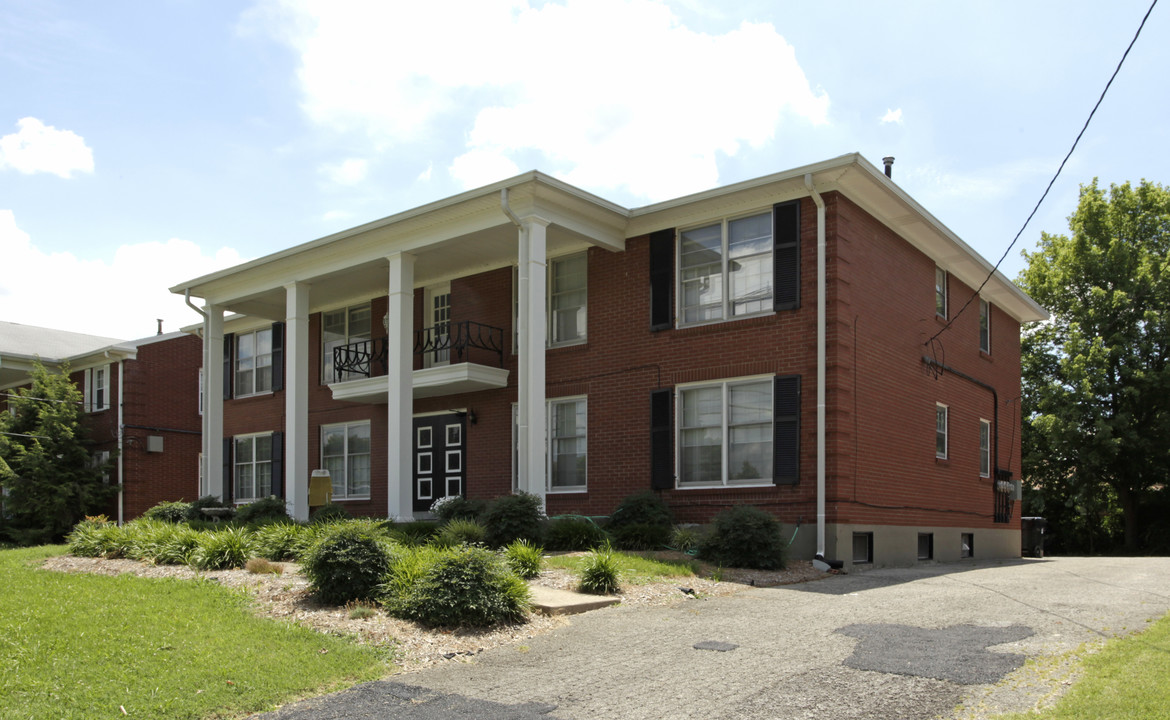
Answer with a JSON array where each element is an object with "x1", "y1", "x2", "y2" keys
[{"x1": 519, "y1": 215, "x2": 552, "y2": 228}]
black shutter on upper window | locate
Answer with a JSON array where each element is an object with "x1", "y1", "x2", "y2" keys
[
  {"x1": 222, "y1": 333, "x2": 234, "y2": 400},
  {"x1": 649, "y1": 229, "x2": 675, "y2": 331},
  {"x1": 650, "y1": 389, "x2": 674, "y2": 489},
  {"x1": 773, "y1": 200, "x2": 801, "y2": 311},
  {"x1": 270, "y1": 431, "x2": 284, "y2": 499},
  {"x1": 271, "y1": 322, "x2": 285, "y2": 392},
  {"x1": 773, "y1": 375, "x2": 801, "y2": 485},
  {"x1": 222, "y1": 437, "x2": 233, "y2": 503}
]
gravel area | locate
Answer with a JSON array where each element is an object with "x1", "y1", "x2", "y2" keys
[{"x1": 39, "y1": 552, "x2": 826, "y2": 672}]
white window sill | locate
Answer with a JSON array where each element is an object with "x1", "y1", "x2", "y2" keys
[
  {"x1": 233, "y1": 390, "x2": 274, "y2": 400},
  {"x1": 329, "y1": 496, "x2": 371, "y2": 502},
  {"x1": 548, "y1": 487, "x2": 587, "y2": 494},
  {"x1": 676, "y1": 310, "x2": 773, "y2": 330},
  {"x1": 676, "y1": 481, "x2": 775, "y2": 490}
]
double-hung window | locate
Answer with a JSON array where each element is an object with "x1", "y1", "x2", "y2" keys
[
  {"x1": 979, "y1": 419, "x2": 991, "y2": 477},
  {"x1": 510, "y1": 396, "x2": 589, "y2": 492},
  {"x1": 321, "y1": 421, "x2": 371, "y2": 499},
  {"x1": 679, "y1": 212, "x2": 773, "y2": 325},
  {"x1": 935, "y1": 267, "x2": 948, "y2": 318},
  {"x1": 936, "y1": 404, "x2": 949, "y2": 459},
  {"x1": 679, "y1": 377, "x2": 773, "y2": 486},
  {"x1": 235, "y1": 328, "x2": 273, "y2": 396},
  {"x1": 323, "y1": 303, "x2": 372, "y2": 382},
  {"x1": 979, "y1": 299, "x2": 991, "y2": 353},
  {"x1": 234, "y1": 433, "x2": 273, "y2": 502},
  {"x1": 550, "y1": 254, "x2": 587, "y2": 345},
  {"x1": 85, "y1": 366, "x2": 109, "y2": 412}
]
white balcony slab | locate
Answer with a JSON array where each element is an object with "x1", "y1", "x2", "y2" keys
[{"x1": 329, "y1": 363, "x2": 509, "y2": 403}]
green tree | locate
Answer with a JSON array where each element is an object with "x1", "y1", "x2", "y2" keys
[
  {"x1": 1018, "y1": 179, "x2": 1170, "y2": 552},
  {"x1": 0, "y1": 360, "x2": 116, "y2": 544}
]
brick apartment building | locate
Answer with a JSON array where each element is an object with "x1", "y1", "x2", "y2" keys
[
  {"x1": 0, "y1": 322, "x2": 203, "y2": 523},
  {"x1": 172, "y1": 153, "x2": 1047, "y2": 569}
]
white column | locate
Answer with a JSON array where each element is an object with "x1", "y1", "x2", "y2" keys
[
  {"x1": 517, "y1": 217, "x2": 549, "y2": 508},
  {"x1": 204, "y1": 304, "x2": 225, "y2": 500},
  {"x1": 285, "y1": 282, "x2": 311, "y2": 521},
  {"x1": 387, "y1": 252, "x2": 416, "y2": 521}
]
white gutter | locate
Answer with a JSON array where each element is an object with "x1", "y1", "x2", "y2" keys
[
  {"x1": 117, "y1": 359, "x2": 124, "y2": 525},
  {"x1": 804, "y1": 174, "x2": 828, "y2": 561}
]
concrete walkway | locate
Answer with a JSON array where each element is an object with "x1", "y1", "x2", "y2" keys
[{"x1": 254, "y1": 557, "x2": 1170, "y2": 720}]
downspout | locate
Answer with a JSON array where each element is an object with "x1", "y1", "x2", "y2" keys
[
  {"x1": 804, "y1": 174, "x2": 835, "y2": 566},
  {"x1": 117, "y1": 359, "x2": 124, "y2": 525},
  {"x1": 184, "y1": 290, "x2": 209, "y2": 499}
]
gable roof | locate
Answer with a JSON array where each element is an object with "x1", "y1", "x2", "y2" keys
[{"x1": 0, "y1": 321, "x2": 138, "y2": 390}]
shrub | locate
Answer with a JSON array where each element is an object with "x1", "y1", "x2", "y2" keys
[
  {"x1": 607, "y1": 491, "x2": 672, "y2": 530},
  {"x1": 234, "y1": 496, "x2": 290, "y2": 525},
  {"x1": 504, "y1": 539, "x2": 543, "y2": 579},
  {"x1": 383, "y1": 544, "x2": 530, "y2": 627},
  {"x1": 482, "y1": 492, "x2": 544, "y2": 548},
  {"x1": 143, "y1": 500, "x2": 192, "y2": 523},
  {"x1": 190, "y1": 527, "x2": 254, "y2": 570},
  {"x1": 670, "y1": 525, "x2": 704, "y2": 553},
  {"x1": 544, "y1": 516, "x2": 610, "y2": 551},
  {"x1": 386, "y1": 520, "x2": 440, "y2": 546},
  {"x1": 431, "y1": 495, "x2": 487, "y2": 522},
  {"x1": 311, "y1": 503, "x2": 352, "y2": 523},
  {"x1": 433, "y1": 518, "x2": 487, "y2": 548},
  {"x1": 252, "y1": 523, "x2": 304, "y2": 562},
  {"x1": 185, "y1": 495, "x2": 233, "y2": 523},
  {"x1": 302, "y1": 523, "x2": 395, "y2": 605},
  {"x1": 578, "y1": 544, "x2": 621, "y2": 595},
  {"x1": 698, "y1": 505, "x2": 786, "y2": 570},
  {"x1": 610, "y1": 522, "x2": 671, "y2": 551},
  {"x1": 245, "y1": 557, "x2": 284, "y2": 575}
]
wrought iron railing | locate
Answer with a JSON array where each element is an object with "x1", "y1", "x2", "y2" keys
[
  {"x1": 993, "y1": 469, "x2": 1014, "y2": 523},
  {"x1": 332, "y1": 320, "x2": 505, "y2": 382}
]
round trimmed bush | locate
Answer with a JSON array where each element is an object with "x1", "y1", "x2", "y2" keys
[
  {"x1": 383, "y1": 544, "x2": 530, "y2": 627},
  {"x1": 234, "y1": 496, "x2": 290, "y2": 525},
  {"x1": 143, "y1": 500, "x2": 192, "y2": 523},
  {"x1": 482, "y1": 492, "x2": 544, "y2": 548},
  {"x1": 303, "y1": 523, "x2": 396, "y2": 605},
  {"x1": 544, "y1": 516, "x2": 610, "y2": 551},
  {"x1": 697, "y1": 505, "x2": 786, "y2": 570}
]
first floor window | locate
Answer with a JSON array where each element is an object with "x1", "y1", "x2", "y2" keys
[
  {"x1": 198, "y1": 452, "x2": 207, "y2": 497},
  {"x1": 234, "y1": 434, "x2": 272, "y2": 502},
  {"x1": 679, "y1": 378, "x2": 772, "y2": 486},
  {"x1": 236, "y1": 328, "x2": 273, "y2": 396},
  {"x1": 936, "y1": 404, "x2": 949, "y2": 459},
  {"x1": 511, "y1": 397, "x2": 589, "y2": 492},
  {"x1": 322, "y1": 422, "x2": 371, "y2": 499},
  {"x1": 91, "y1": 451, "x2": 111, "y2": 483},
  {"x1": 979, "y1": 419, "x2": 991, "y2": 477}
]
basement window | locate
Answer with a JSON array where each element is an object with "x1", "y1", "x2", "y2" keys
[{"x1": 852, "y1": 532, "x2": 873, "y2": 564}]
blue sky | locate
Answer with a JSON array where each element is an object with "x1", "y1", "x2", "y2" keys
[{"x1": 1, "y1": 0, "x2": 1165, "y2": 340}]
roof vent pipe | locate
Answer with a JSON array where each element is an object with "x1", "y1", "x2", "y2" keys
[{"x1": 882, "y1": 156, "x2": 894, "y2": 178}]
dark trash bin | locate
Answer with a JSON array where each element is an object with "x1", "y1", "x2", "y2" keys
[{"x1": 1021, "y1": 517, "x2": 1047, "y2": 558}]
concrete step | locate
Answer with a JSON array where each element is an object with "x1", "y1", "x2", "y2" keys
[{"x1": 528, "y1": 584, "x2": 620, "y2": 616}]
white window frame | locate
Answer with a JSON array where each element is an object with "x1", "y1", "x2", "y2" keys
[
  {"x1": 936, "y1": 403, "x2": 949, "y2": 459},
  {"x1": 85, "y1": 366, "x2": 110, "y2": 412},
  {"x1": 234, "y1": 328, "x2": 273, "y2": 397},
  {"x1": 233, "y1": 432, "x2": 273, "y2": 504},
  {"x1": 320, "y1": 421, "x2": 372, "y2": 500},
  {"x1": 677, "y1": 210, "x2": 774, "y2": 327},
  {"x1": 676, "y1": 375, "x2": 774, "y2": 488},
  {"x1": 198, "y1": 451, "x2": 207, "y2": 497},
  {"x1": 979, "y1": 299, "x2": 991, "y2": 353},
  {"x1": 322, "y1": 302, "x2": 372, "y2": 383},
  {"x1": 512, "y1": 253, "x2": 589, "y2": 352},
  {"x1": 510, "y1": 396, "x2": 589, "y2": 493},
  {"x1": 979, "y1": 418, "x2": 991, "y2": 478},
  {"x1": 935, "y1": 267, "x2": 948, "y2": 318},
  {"x1": 198, "y1": 367, "x2": 204, "y2": 416}
]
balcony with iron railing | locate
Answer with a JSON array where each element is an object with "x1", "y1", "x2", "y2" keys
[{"x1": 330, "y1": 320, "x2": 508, "y2": 402}]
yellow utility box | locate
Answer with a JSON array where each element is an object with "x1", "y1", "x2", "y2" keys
[{"x1": 309, "y1": 469, "x2": 333, "y2": 508}]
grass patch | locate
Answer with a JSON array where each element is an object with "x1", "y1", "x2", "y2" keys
[
  {"x1": 543, "y1": 550, "x2": 699, "y2": 584},
  {"x1": 0, "y1": 546, "x2": 388, "y2": 719},
  {"x1": 995, "y1": 611, "x2": 1170, "y2": 720}
]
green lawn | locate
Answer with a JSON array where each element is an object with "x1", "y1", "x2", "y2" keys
[
  {"x1": 996, "y1": 611, "x2": 1170, "y2": 720},
  {"x1": 0, "y1": 546, "x2": 388, "y2": 719},
  {"x1": 543, "y1": 550, "x2": 700, "y2": 584}
]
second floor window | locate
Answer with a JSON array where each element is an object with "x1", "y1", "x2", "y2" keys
[
  {"x1": 679, "y1": 211, "x2": 773, "y2": 325},
  {"x1": 936, "y1": 404, "x2": 949, "y2": 459},
  {"x1": 550, "y1": 254, "x2": 587, "y2": 345},
  {"x1": 935, "y1": 267, "x2": 948, "y2": 318},
  {"x1": 979, "y1": 299, "x2": 991, "y2": 353},
  {"x1": 323, "y1": 303, "x2": 371, "y2": 382},
  {"x1": 235, "y1": 328, "x2": 273, "y2": 396}
]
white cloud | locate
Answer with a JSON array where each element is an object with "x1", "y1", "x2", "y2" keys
[
  {"x1": 0, "y1": 117, "x2": 95, "y2": 178},
  {"x1": 257, "y1": 0, "x2": 829, "y2": 200},
  {"x1": 416, "y1": 162, "x2": 433, "y2": 183},
  {"x1": 0, "y1": 210, "x2": 245, "y2": 340},
  {"x1": 881, "y1": 108, "x2": 903, "y2": 125},
  {"x1": 321, "y1": 157, "x2": 368, "y2": 186},
  {"x1": 906, "y1": 159, "x2": 1052, "y2": 202}
]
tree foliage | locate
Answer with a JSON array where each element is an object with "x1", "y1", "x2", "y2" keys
[
  {"x1": 0, "y1": 360, "x2": 116, "y2": 544},
  {"x1": 1018, "y1": 179, "x2": 1170, "y2": 552}
]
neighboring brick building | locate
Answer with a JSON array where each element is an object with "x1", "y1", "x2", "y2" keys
[
  {"x1": 173, "y1": 154, "x2": 1047, "y2": 569},
  {"x1": 0, "y1": 322, "x2": 203, "y2": 523}
]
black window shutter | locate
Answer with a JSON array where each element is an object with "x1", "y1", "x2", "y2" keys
[
  {"x1": 649, "y1": 229, "x2": 675, "y2": 331},
  {"x1": 222, "y1": 437, "x2": 233, "y2": 503},
  {"x1": 650, "y1": 389, "x2": 674, "y2": 489},
  {"x1": 271, "y1": 322, "x2": 285, "y2": 392},
  {"x1": 222, "y1": 333, "x2": 234, "y2": 400},
  {"x1": 773, "y1": 201, "x2": 801, "y2": 311},
  {"x1": 270, "y1": 431, "x2": 284, "y2": 499},
  {"x1": 773, "y1": 375, "x2": 801, "y2": 484}
]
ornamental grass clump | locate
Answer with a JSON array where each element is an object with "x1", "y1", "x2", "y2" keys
[
  {"x1": 153, "y1": 524, "x2": 202, "y2": 565},
  {"x1": 190, "y1": 527, "x2": 254, "y2": 570},
  {"x1": 578, "y1": 543, "x2": 621, "y2": 595},
  {"x1": 504, "y1": 539, "x2": 543, "y2": 579},
  {"x1": 382, "y1": 544, "x2": 530, "y2": 627},
  {"x1": 697, "y1": 505, "x2": 786, "y2": 570},
  {"x1": 302, "y1": 522, "x2": 396, "y2": 605},
  {"x1": 67, "y1": 517, "x2": 121, "y2": 558}
]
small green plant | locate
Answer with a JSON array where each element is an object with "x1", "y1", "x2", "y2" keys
[
  {"x1": 185, "y1": 495, "x2": 233, "y2": 523},
  {"x1": 66, "y1": 518, "x2": 122, "y2": 557},
  {"x1": 482, "y1": 492, "x2": 544, "y2": 548},
  {"x1": 311, "y1": 503, "x2": 352, "y2": 523},
  {"x1": 698, "y1": 505, "x2": 786, "y2": 570},
  {"x1": 302, "y1": 523, "x2": 396, "y2": 605},
  {"x1": 544, "y1": 516, "x2": 610, "y2": 551},
  {"x1": 578, "y1": 544, "x2": 621, "y2": 595},
  {"x1": 431, "y1": 495, "x2": 487, "y2": 522},
  {"x1": 245, "y1": 557, "x2": 284, "y2": 575},
  {"x1": 504, "y1": 539, "x2": 543, "y2": 579},
  {"x1": 346, "y1": 602, "x2": 378, "y2": 620},
  {"x1": 382, "y1": 544, "x2": 530, "y2": 627},
  {"x1": 190, "y1": 527, "x2": 254, "y2": 570},
  {"x1": 153, "y1": 524, "x2": 202, "y2": 565},
  {"x1": 142, "y1": 500, "x2": 192, "y2": 523},
  {"x1": 670, "y1": 524, "x2": 703, "y2": 553},
  {"x1": 433, "y1": 518, "x2": 487, "y2": 547},
  {"x1": 234, "y1": 496, "x2": 291, "y2": 525}
]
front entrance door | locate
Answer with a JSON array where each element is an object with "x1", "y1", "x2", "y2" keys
[{"x1": 413, "y1": 413, "x2": 466, "y2": 514}]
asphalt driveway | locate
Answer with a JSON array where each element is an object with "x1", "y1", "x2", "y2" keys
[{"x1": 255, "y1": 557, "x2": 1170, "y2": 720}]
